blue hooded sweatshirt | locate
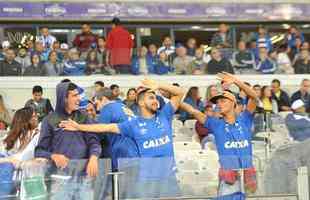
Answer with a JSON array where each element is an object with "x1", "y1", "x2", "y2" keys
[{"x1": 34, "y1": 82, "x2": 101, "y2": 160}]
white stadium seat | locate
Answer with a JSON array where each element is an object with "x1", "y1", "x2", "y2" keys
[
  {"x1": 174, "y1": 141, "x2": 202, "y2": 151},
  {"x1": 173, "y1": 135, "x2": 193, "y2": 142},
  {"x1": 172, "y1": 119, "x2": 184, "y2": 135},
  {"x1": 184, "y1": 119, "x2": 197, "y2": 131},
  {"x1": 176, "y1": 170, "x2": 218, "y2": 196}
]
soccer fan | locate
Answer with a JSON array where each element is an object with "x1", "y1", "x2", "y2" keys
[
  {"x1": 25, "y1": 85, "x2": 54, "y2": 122},
  {"x1": 179, "y1": 72, "x2": 258, "y2": 199},
  {"x1": 35, "y1": 82, "x2": 101, "y2": 199}
]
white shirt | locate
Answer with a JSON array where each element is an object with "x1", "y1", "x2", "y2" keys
[
  {"x1": 8, "y1": 125, "x2": 41, "y2": 162},
  {"x1": 157, "y1": 46, "x2": 175, "y2": 56},
  {"x1": 37, "y1": 35, "x2": 57, "y2": 48}
]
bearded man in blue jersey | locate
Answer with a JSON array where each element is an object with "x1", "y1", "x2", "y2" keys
[{"x1": 180, "y1": 72, "x2": 258, "y2": 199}]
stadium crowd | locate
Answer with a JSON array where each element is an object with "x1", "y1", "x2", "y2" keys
[
  {"x1": 0, "y1": 18, "x2": 310, "y2": 76},
  {"x1": 0, "y1": 73, "x2": 309, "y2": 198},
  {"x1": 0, "y1": 17, "x2": 309, "y2": 200}
]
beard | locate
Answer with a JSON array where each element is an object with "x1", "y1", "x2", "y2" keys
[{"x1": 145, "y1": 104, "x2": 158, "y2": 114}]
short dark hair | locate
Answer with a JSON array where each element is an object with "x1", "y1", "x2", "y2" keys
[
  {"x1": 173, "y1": 83, "x2": 180, "y2": 87},
  {"x1": 253, "y1": 84, "x2": 261, "y2": 88},
  {"x1": 95, "y1": 81, "x2": 104, "y2": 87},
  {"x1": 6, "y1": 48, "x2": 15, "y2": 54},
  {"x1": 61, "y1": 79, "x2": 71, "y2": 83},
  {"x1": 95, "y1": 88, "x2": 113, "y2": 101},
  {"x1": 272, "y1": 79, "x2": 281, "y2": 86},
  {"x1": 110, "y1": 84, "x2": 119, "y2": 90},
  {"x1": 67, "y1": 83, "x2": 78, "y2": 94},
  {"x1": 244, "y1": 82, "x2": 251, "y2": 87},
  {"x1": 98, "y1": 36, "x2": 106, "y2": 41},
  {"x1": 162, "y1": 35, "x2": 171, "y2": 41},
  {"x1": 112, "y1": 17, "x2": 121, "y2": 25},
  {"x1": 32, "y1": 85, "x2": 43, "y2": 94},
  {"x1": 137, "y1": 88, "x2": 155, "y2": 102}
]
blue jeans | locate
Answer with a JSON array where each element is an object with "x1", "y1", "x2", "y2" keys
[{"x1": 50, "y1": 176, "x2": 94, "y2": 200}]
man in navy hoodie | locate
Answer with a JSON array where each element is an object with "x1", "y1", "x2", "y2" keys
[{"x1": 35, "y1": 82, "x2": 101, "y2": 200}]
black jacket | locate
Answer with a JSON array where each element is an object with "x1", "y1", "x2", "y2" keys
[
  {"x1": 207, "y1": 58, "x2": 234, "y2": 74},
  {"x1": 272, "y1": 90, "x2": 291, "y2": 112},
  {"x1": 293, "y1": 59, "x2": 310, "y2": 74},
  {"x1": 23, "y1": 64, "x2": 45, "y2": 76},
  {"x1": 0, "y1": 60, "x2": 22, "y2": 76}
]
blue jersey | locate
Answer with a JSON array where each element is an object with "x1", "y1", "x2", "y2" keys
[
  {"x1": 118, "y1": 102, "x2": 176, "y2": 180},
  {"x1": 99, "y1": 102, "x2": 139, "y2": 170},
  {"x1": 204, "y1": 110, "x2": 254, "y2": 169}
]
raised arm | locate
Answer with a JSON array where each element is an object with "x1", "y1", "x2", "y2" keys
[
  {"x1": 179, "y1": 102, "x2": 206, "y2": 124},
  {"x1": 217, "y1": 72, "x2": 258, "y2": 113},
  {"x1": 59, "y1": 119, "x2": 120, "y2": 134},
  {"x1": 142, "y1": 78, "x2": 185, "y2": 111}
]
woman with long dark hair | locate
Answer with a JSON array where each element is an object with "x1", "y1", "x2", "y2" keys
[
  {"x1": 23, "y1": 52, "x2": 45, "y2": 76},
  {"x1": 260, "y1": 86, "x2": 278, "y2": 113},
  {"x1": 85, "y1": 49, "x2": 100, "y2": 75},
  {"x1": 43, "y1": 50, "x2": 64, "y2": 76},
  {"x1": 123, "y1": 88, "x2": 137, "y2": 109},
  {"x1": 1, "y1": 107, "x2": 40, "y2": 164},
  {"x1": 0, "y1": 107, "x2": 40, "y2": 197},
  {"x1": 0, "y1": 95, "x2": 12, "y2": 130}
]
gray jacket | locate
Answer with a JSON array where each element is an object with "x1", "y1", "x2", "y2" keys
[{"x1": 43, "y1": 61, "x2": 64, "y2": 76}]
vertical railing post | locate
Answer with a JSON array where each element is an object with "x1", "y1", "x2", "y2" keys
[
  {"x1": 109, "y1": 172, "x2": 124, "y2": 200},
  {"x1": 298, "y1": 167, "x2": 309, "y2": 200}
]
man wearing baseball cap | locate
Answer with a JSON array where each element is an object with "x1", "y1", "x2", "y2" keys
[
  {"x1": 285, "y1": 99, "x2": 310, "y2": 141},
  {"x1": 180, "y1": 72, "x2": 258, "y2": 199}
]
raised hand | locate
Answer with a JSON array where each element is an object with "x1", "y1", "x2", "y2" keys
[
  {"x1": 217, "y1": 72, "x2": 237, "y2": 85},
  {"x1": 141, "y1": 78, "x2": 159, "y2": 91}
]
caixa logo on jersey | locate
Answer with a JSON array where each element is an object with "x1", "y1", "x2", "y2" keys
[{"x1": 45, "y1": 4, "x2": 66, "y2": 17}]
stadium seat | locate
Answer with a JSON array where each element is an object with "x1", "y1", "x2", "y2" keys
[
  {"x1": 184, "y1": 119, "x2": 197, "y2": 131},
  {"x1": 172, "y1": 119, "x2": 184, "y2": 135},
  {"x1": 173, "y1": 141, "x2": 201, "y2": 151},
  {"x1": 179, "y1": 126, "x2": 196, "y2": 137},
  {"x1": 175, "y1": 158, "x2": 199, "y2": 171},
  {"x1": 173, "y1": 135, "x2": 193, "y2": 142},
  {"x1": 176, "y1": 170, "x2": 218, "y2": 196}
]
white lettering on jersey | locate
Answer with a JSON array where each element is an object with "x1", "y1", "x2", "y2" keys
[
  {"x1": 224, "y1": 140, "x2": 249, "y2": 149},
  {"x1": 143, "y1": 135, "x2": 171, "y2": 149}
]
